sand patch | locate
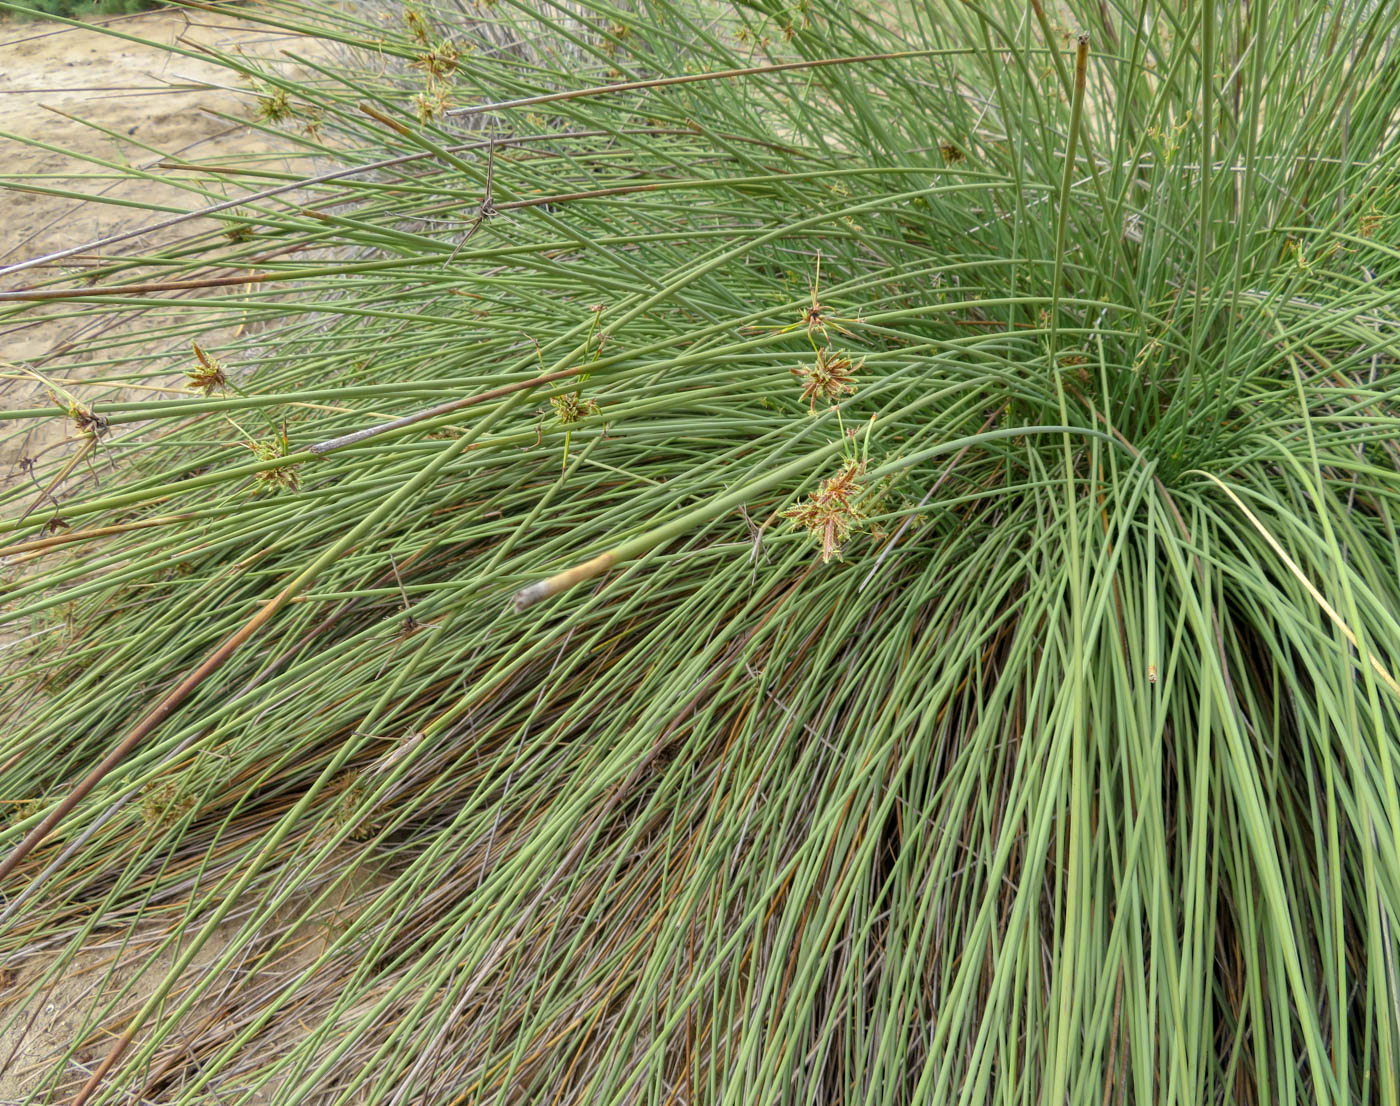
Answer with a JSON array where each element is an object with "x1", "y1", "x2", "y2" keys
[
  {"x1": 0, "y1": 845, "x2": 393, "y2": 1103},
  {"x1": 0, "y1": 12, "x2": 361, "y2": 1102},
  {"x1": 0, "y1": 4, "x2": 338, "y2": 476}
]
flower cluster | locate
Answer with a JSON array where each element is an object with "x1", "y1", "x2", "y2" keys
[
  {"x1": 140, "y1": 779, "x2": 196, "y2": 830},
  {"x1": 793, "y1": 347, "x2": 859, "y2": 412},
  {"x1": 188, "y1": 341, "x2": 228, "y2": 395},
  {"x1": 326, "y1": 774, "x2": 377, "y2": 842},
  {"x1": 550, "y1": 391, "x2": 601, "y2": 425},
  {"x1": 403, "y1": 8, "x2": 458, "y2": 121},
  {"x1": 412, "y1": 39, "x2": 461, "y2": 80},
  {"x1": 414, "y1": 86, "x2": 452, "y2": 125},
  {"x1": 249, "y1": 434, "x2": 302, "y2": 493},
  {"x1": 781, "y1": 460, "x2": 867, "y2": 563},
  {"x1": 67, "y1": 401, "x2": 107, "y2": 439},
  {"x1": 254, "y1": 85, "x2": 292, "y2": 124}
]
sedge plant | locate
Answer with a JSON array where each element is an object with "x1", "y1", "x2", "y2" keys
[{"x1": 1, "y1": 0, "x2": 1399, "y2": 1103}]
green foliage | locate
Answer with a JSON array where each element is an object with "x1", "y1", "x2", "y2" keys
[
  {"x1": 1, "y1": 0, "x2": 168, "y2": 19},
  {"x1": 2, "y1": 0, "x2": 1400, "y2": 1103}
]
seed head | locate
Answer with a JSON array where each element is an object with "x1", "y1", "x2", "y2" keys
[
  {"x1": 793, "y1": 348, "x2": 858, "y2": 412},
  {"x1": 414, "y1": 86, "x2": 452, "y2": 125},
  {"x1": 254, "y1": 86, "x2": 293, "y2": 124},
  {"x1": 403, "y1": 6, "x2": 431, "y2": 44},
  {"x1": 249, "y1": 434, "x2": 302, "y2": 493},
  {"x1": 67, "y1": 401, "x2": 107, "y2": 439},
  {"x1": 413, "y1": 40, "x2": 461, "y2": 79},
  {"x1": 781, "y1": 460, "x2": 867, "y2": 563},
  {"x1": 223, "y1": 212, "x2": 255, "y2": 243},
  {"x1": 327, "y1": 775, "x2": 377, "y2": 841},
  {"x1": 188, "y1": 341, "x2": 228, "y2": 395},
  {"x1": 140, "y1": 779, "x2": 196, "y2": 830},
  {"x1": 550, "y1": 392, "x2": 601, "y2": 425},
  {"x1": 6, "y1": 797, "x2": 50, "y2": 829}
]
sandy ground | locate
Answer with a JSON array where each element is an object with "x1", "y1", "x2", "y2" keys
[
  {"x1": 0, "y1": 9, "x2": 344, "y2": 1101},
  {"x1": 0, "y1": 6, "x2": 343, "y2": 653},
  {"x1": 0, "y1": 5, "x2": 339, "y2": 475},
  {"x1": 0, "y1": 850, "x2": 389, "y2": 1103}
]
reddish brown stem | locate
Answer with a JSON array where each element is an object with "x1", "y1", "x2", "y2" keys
[{"x1": 0, "y1": 581, "x2": 294, "y2": 888}]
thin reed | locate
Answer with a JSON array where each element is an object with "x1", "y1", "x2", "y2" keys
[{"x1": 1, "y1": 0, "x2": 1399, "y2": 1103}]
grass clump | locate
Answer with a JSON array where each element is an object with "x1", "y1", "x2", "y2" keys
[{"x1": 1, "y1": 0, "x2": 1400, "y2": 1103}]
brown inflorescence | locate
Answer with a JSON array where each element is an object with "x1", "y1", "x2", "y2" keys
[
  {"x1": 781, "y1": 460, "x2": 867, "y2": 563},
  {"x1": 188, "y1": 341, "x2": 228, "y2": 395},
  {"x1": 793, "y1": 348, "x2": 858, "y2": 412}
]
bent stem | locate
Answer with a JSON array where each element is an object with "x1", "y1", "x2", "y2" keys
[{"x1": 514, "y1": 422, "x2": 1120, "y2": 610}]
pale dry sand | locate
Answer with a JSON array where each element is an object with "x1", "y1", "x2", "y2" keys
[
  {"x1": 0, "y1": 6, "x2": 345, "y2": 676},
  {"x1": 0, "y1": 5, "x2": 338, "y2": 474},
  {"x1": 0, "y1": 848, "x2": 390, "y2": 1103},
  {"x1": 0, "y1": 10, "x2": 349, "y2": 1101}
]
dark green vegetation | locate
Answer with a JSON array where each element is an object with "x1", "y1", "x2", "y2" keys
[
  {"x1": 2, "y1": 1, "x2": 1399, "y2": 1102},
  {"x1": 2, "y1": 0, "x2": 167, "y2": 20}
]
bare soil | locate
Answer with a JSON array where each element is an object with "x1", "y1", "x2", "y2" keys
[
  {"x1": 0, "y1": 9, "x2": 345, "y2": 1101},
  {"x1": 0, "y1": 5, "x2": 337, "y2": 474}
]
